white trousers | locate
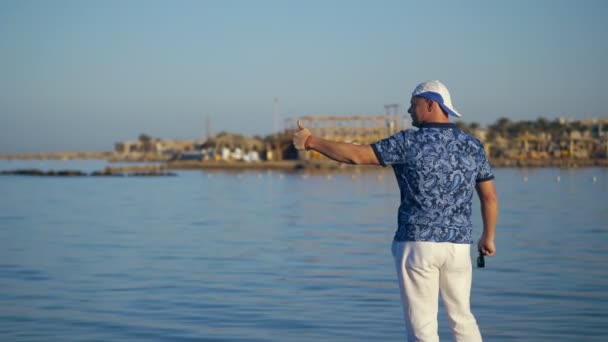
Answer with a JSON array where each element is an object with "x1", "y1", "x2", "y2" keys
[{"x1": 392, "y1": 241, "x2": 482, "y2": 342}]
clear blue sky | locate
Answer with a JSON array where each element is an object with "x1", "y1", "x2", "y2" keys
[{"x1": 1, "y1": 0, "x2": 606, "y2": 153}]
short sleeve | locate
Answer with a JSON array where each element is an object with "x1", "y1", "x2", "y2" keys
[
  {"x1": 371, "y1": 131, "x2": 411, "y2": 166},
  {"x1": 476, "y1": 143, "x2": 495, "y2": 182}
]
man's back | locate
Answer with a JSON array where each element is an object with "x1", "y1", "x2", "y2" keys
[{"x1": 371, "y1": 122, "x2": 494, "y2": 243}]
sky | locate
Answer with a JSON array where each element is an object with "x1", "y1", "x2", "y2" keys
[{"x1": 0, "y1": 0, "x2": 606, "y2": 153}]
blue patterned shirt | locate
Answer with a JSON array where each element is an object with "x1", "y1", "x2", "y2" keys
[{"x1": 371, "y1": 123, "x2": 494, "y2": 243}]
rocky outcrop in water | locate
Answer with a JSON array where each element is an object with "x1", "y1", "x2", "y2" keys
[
  {"x1": 0, "y1": 169, "x2": 87, "y2": 176},
  {"x1": 0, "y1": 169, "x2": 176, "y2": 177}
]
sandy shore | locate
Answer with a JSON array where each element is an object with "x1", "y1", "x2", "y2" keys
[
  {"x1": 108, "y1": 158, "x2": 608, "y2": 175},
  {"x1": 1, "y1": 152, "x2": 606, "y2": 169}
]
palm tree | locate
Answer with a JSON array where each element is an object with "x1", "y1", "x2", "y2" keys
[
  {"x1": 138, "y1": 134, "x2": 154, "y2": 152},
  {"x1": 489, "y1": 117, "x2": 511, "y2": 137}
]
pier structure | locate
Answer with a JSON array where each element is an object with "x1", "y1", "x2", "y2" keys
[{"x1": 284, "y1": 113, "x2": 407, "y2": 160}]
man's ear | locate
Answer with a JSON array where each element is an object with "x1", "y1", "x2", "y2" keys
[{"x1": 425, "y1": 98, "x2": 434, "y2": 112}]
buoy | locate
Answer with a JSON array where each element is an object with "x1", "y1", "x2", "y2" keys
[
  {"x1": 592, "y1": 176, "x2": 597, "y2": 183},
  {"x1": 279, "y1": 174, "x2": 284, "y2": 179},
  {"x1": 523, "y1": 176, "x2": 528, "y2": 182},
  {"x1": 556, "y1": 176, "x2": 561, "y2": 182},
  {"x1": 326, "y1": 174, "x2": 333, "y2": 180}
]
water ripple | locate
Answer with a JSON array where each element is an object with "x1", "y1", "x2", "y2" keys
[{"x1": 0, "y1": 166, "x2": 607, "y2": 341}]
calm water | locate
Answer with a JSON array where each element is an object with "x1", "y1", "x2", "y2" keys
[{"x1": 1, "y1": 160, "x2": 607, "y2": 341}]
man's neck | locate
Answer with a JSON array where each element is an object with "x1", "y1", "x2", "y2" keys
[{"x1": 425, "y1": 112, "x2": 450, "y2": 124}]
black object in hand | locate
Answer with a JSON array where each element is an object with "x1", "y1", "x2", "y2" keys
[{"x1": 477, "y1": 251, "x2": 485, "y2": 268}]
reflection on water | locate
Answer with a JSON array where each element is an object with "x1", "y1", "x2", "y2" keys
[{"x1": 0, "y1": 162, "x2": 607, "y2": 341}]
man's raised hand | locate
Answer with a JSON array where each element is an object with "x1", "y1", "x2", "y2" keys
[{"x1": 292, "y1": 120, "x2": 312, "y2": 150}]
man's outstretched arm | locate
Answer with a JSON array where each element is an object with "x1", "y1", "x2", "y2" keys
[{"x1": 292, "y1": 120, "x2": 380, "y2": 165}]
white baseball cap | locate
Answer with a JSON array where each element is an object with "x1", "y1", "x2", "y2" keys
[{"x1": 411, "y1": 80, "x2": 461, "y2": 118}]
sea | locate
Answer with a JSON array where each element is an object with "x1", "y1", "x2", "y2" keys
[{"x1": 1, "y1": 160, "x2": 607, "y2": 341}]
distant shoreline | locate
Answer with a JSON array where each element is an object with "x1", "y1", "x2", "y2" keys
[
  {"x1": 0, "y1": 152, "x2": 607, "y2": 169},
  {"x1": 489, "y1": 158, "x2": 608, "y2": 168}
]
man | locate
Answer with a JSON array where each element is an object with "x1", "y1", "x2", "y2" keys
[{"x1": 292, "y1": 80, "x2": 498, "y2": 342}]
